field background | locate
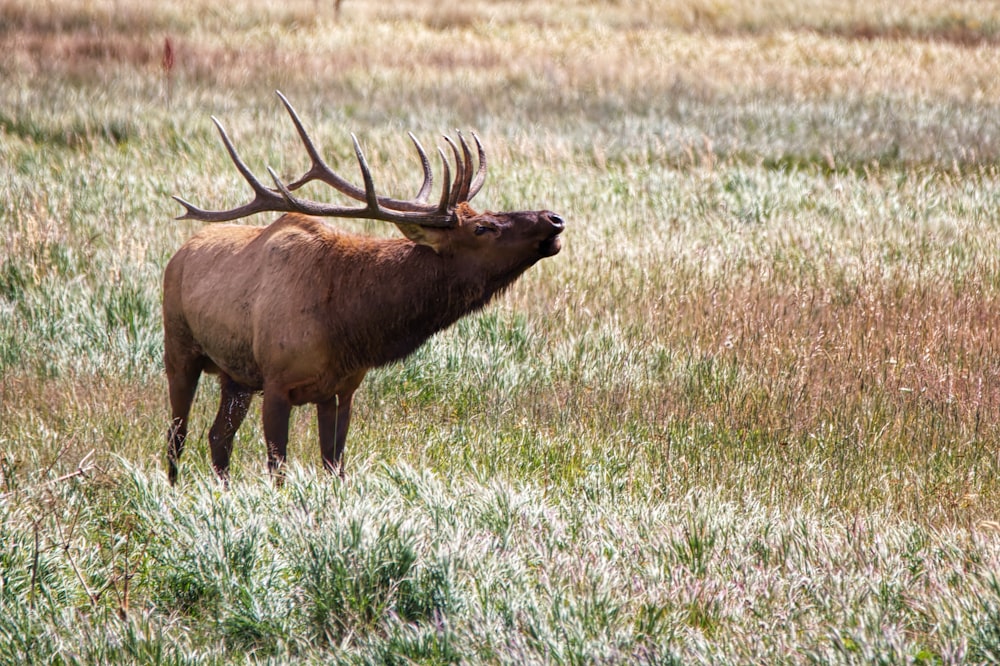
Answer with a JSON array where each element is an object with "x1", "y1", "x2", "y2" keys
[{"x1": 3, "y1": 0, "x2": 1000, "y2": 662}]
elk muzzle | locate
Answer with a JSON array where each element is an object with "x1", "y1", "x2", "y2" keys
[{"x1": 538, "y1": 212, "x2": 565, "y2": 257}]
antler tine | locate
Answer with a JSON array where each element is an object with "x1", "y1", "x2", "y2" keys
[
  {"x1": 267, "y1": 166, "x2": 340, "y2": 217},
  {"x1": 174, "y1": 117, "x2": 293, "y2": 222},
  {"x1": 276, "y1": 91, "x2": 359, "y2": 197},
  {"x1": 467, "y1": 132, "x2": 488, "y2": 201},
  {"x1": 408, "y1": 132, "x2": 434, "y2": 203},
  {"x1": 455, "y1": 131, "x2": 476, "y2": 203},
  {"x1": 212, "y1": 116, "x2": 278, "y2": 201},
  {"x1": 350, "y1": 134, "x2": 381, "y2": 211},
  {"x1": 435, "y1": 147, "x2": 453, "y2": 214},
  {"x1": 442, "y1": 135, "x2": 466, "y2": 208}
]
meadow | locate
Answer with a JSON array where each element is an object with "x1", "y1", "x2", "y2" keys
[{"x1": 2, "y1": 0, "x2": 1000, "y2": 662}]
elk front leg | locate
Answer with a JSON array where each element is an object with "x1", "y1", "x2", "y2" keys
[
  {"x1": 262, "y1": 385, "x2": 292, "y2": 484},
  {"x1": 208, "y1": 375, "x2": 253, "y2": 485},
  {"x1": 317, "y1": 391, "x2": 356, "y2": 477},
  {"x1": 317, "y1": 372, "x2": 365, "y2": 477}
]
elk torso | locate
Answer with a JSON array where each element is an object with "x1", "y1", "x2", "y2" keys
[{"x1": 164, "y1": 213, "x2": 522, "y2": 406}]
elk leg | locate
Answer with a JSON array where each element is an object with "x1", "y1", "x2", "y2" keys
[
  {"x1": 165, "y1": 357, "x2": 202, "y2": 485},
  {"x1": 317, "y1": 391, "x2": 355, "y2": 477},
  {"x1": 262, "y1": 386, "x2": 292, "y2": 484},
  {"x1": 208, "y1": 375, "x2": 253, "y2": 485}
]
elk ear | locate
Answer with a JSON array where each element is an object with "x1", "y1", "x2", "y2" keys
[
  {"x1": 455, "y1": 202, "x2": 480, "y2": 225},
  {"x1": 393, "y1": 204, "x2": 480, "y2": 252},
  {"x1": 393, "y1": 223, "x2": 448, "y2": 252}
]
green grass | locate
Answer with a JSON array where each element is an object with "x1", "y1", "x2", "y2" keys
[
  {"x1": 3, "y1": 0, "x2": 1000, "y2": 662},
  {"x1": 3, "y1": 463, "x2": 1000, "y2": 664}
]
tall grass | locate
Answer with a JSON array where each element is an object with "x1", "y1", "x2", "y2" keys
[
  {"x1": 2, "y1": 0, "x2": 1000, "y2": 661},
  {"x1": 3, "y1": 464, "x2": 1000, "y2": 663}
]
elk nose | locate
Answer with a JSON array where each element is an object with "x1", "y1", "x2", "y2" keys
[{"x1": 547, "y1": 213, "x2": 565, "y2": 230}]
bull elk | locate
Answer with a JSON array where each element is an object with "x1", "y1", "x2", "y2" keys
[{"x1": 163, "y1": 92, "x2": 564, "y2": 484}]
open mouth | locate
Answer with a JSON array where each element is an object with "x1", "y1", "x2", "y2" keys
[{"x1": 539, "y1": 233, "x2": 563, "y2": 257}]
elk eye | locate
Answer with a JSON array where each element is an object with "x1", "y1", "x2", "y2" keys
[{"x1": 474, "y1": 225, "x2": 494, "y2": 236}]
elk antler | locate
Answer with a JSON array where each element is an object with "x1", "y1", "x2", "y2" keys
[{"x1": 173, "y1": 91, "x2": 488, "y2": 228}]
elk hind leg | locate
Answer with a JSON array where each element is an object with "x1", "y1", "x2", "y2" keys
[
  {"x1": 208, "y1": 375, "x2": 254, "y2": 485},
  {"x1": 166, "y1": 355, "x2": 203, "y2": 485}
]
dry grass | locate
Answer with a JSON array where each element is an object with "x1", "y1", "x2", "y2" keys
[{"x1": 4, "y1": 0, "x2": 999, "y2": 102}]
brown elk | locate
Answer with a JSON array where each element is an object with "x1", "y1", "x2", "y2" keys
[{"x1": 163, "y1": 92, "x2": 564, "y2": 484}]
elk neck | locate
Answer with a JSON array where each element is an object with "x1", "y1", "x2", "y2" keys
[{"x1": 317, "y1": 233, "x2": 532, "y2": 369}]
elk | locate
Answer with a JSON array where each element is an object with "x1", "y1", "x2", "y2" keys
[{"x1": 164, "y1": 93, "x2": 564, "y2": 484}]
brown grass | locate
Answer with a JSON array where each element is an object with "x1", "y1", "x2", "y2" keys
[{"x1": 3, "y1": 0, "x2": 999, "y2": 102}]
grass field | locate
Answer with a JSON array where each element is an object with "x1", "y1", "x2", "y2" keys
[{"x1": 3, "y1": 0, "x2": 1000, "y2": 662}]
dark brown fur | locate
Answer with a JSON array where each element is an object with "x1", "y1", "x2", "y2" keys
[{"x1": 164, "y1": 206, "x2": 563, "y2": 483}]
